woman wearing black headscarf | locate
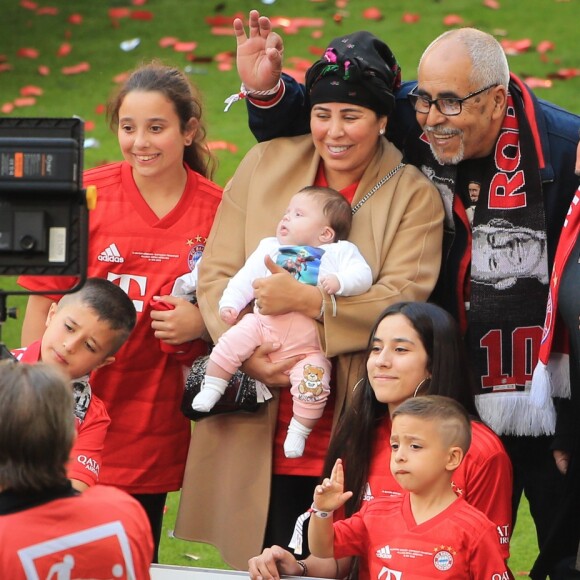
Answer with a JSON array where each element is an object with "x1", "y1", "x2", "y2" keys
[{"x1": 174, "y1": 29, "x2": 444, "y2": 570}]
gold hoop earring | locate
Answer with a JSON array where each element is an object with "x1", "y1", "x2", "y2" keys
[
  {"x1": 413, "y1": 377, "x2": 431, "y2": 398},
  {"x1": 352, "y1": 378, "x2": 365, "y2": 393}
]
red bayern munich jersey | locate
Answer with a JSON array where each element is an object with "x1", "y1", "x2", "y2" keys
[
  {"x1": 18, "y1": 162, "x2": 222, "y2": 493},
  {"x1": 11, "y1": 341, "x2": 111, "y2": 487},
  {"x1": 333, "y1": 494, "x2": 511, "y2": 579},
  {"x1": 0, "y1": 485, "x2": 152, "y2": 578},
  {"x1": 366, "y1": 418, "x2": 513, "y2": 560}
]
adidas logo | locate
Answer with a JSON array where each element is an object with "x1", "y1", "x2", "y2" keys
[
  {"x1": 362, "y1": 482, "x2": 374, "y2": 502},
  {"x1": 98, "y1": 243, "x2": 125, "y2": 263},
  {"x1": 376, "y1": 545, "x2": 392, "y2": 559}
]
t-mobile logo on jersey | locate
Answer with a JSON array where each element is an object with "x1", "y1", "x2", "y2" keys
[
  {"x1": 378, "y1": 565, "x2": 402, "y2": 580},
  {"x1": 106, "y1": 273, "x2": 146, "y2": 313}
]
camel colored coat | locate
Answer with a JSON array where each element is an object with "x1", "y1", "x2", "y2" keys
[{"x1": 174, "y1": 135, "x2": 444, "y2": 569}]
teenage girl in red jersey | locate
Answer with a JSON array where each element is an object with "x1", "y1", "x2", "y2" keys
[
  {"x1": 249, "y1": 302, "x2": 513, "y2": 580},
  {"x1": 18, "y1": 61, "x2": 223, "y2": 561}
]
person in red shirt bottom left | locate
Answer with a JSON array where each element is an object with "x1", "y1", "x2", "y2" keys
[{"x1": 0, "y1": 361, "x2": 153, "y2": 579}]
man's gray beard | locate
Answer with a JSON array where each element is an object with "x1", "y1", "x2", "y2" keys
[
  {"x1": 424, "y1": 126, "x2": 465, "y2": 165},
  {"x1": 429, "y1": 140, "x2": 465, "y2": 166}
]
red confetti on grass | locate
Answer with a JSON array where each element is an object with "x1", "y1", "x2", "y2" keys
[
  {"x1": 205, "y1": 14, "x2": 241, "y2": 26},
  {"x1": 287, "y1": 57, "x2": 314, "y2": 71},
  {"x1": 362, "y1": 7, "x2": 383, "y2": 21},
  {"x1": 208, "y1": 141, "x2": 238, "y2": 153},
  {"x1": 536, "y1": 40, "x2": 555, "y2": 54},
  {"x1": 214, "y1": 51, "x2": 234, "y2": 71},
  {"x1": 159, "y1": 37, "x2": 178, "y2": 48},
  {"x1": 38, "y1": 65, "x2": 50, "y2": 75},
  {"x1": 311, "y1": 30, "x2": 324, "y2": 39},
  {"x1": 443, "y1": 14, "x2": 464, "y2": 26},
  {"x1": 186, "y1": 54, "x2": 213, "y2": 63},
  {"x1": 552, "y1": 68, "x2": 580, "y2": 79},
  {"x1": 524, "y1": 77, "x2": 553, "y2": 89},
  {"x1": 113, "y1": 71, "x2": 130, "y2": 84},
  {"x1": 17, "y1": 47, "x2": 39, "y2": 59},
  {"x1": 130, "y1": 10, "x2": 154, "y2": 20},
  {"x1": 1, "y1": 103, "x2": 15, "y2": 114},
  {"x1": 483, "y1": 0, "x2": 500, "y2": 9},
  {"x1": 61, "y1": 62, "x2": 90, "y2": 75},
  {"x1": 174, "y1": 42, "x2": 197, "y2": 52},
  {"x1": 108, "y1": 8, "x2": 130, "y2": 19},
  {"x1": 0, "y1": 63, "x2": 13, "y2": 73},
  {"x1": 500, "y1": 38, "x2": 532, "y2": 55},
  {"x1": 68, "y1": 13, "x2": 83, "y2": 25},
  {"x1": 57, "y1": 42, "x2": 72, "y2": 57},
  {"x1": 14, "y1": 97, "x2": 36, "y2": 107},
  {"x1": 402, "y1": 13, "x2": 420, "y2": 23},
  {"x1": 20, "y1": 0, "x2": 37, "y2": 10},
  {"x1": 95, "y1": 103, "x2": 106, "y2": 114},
  {"x1": 20, "y1": 85, "x2": 43, "y2": 96},
  {"x1": 309, "y1": 46, "x2": 325, "y2": 56},
  {"x1": 289, "y1": 17, "x2": 325, "y2": 28},
  {"x1": 132, "y1": 0, "x2": 147, "y2": 4},
  {"x1": 211, "y1": 27, "x2": 235, "y2": 36},
  {"x1": 84, "y1": 120, "x2": 95, "y2": 131},
  {"x1": 36, "y1": 6, "x2": 58, "y2": 15}
]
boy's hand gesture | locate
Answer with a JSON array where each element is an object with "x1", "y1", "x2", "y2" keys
[{"x1": 313, "y1": 459, "x2": 353, "y2": 512}]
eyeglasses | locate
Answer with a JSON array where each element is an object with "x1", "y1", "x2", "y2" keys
[{"x1": 408, "y1": 83, "x2": 498, "y2": 116}]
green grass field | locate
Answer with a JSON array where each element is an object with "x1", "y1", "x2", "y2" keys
[{"x1": 1, "y1": 0, "x2": 578, "y2": 576}]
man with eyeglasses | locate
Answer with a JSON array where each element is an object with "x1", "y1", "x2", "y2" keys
[{"x1": 234, "y1": 12, "x2": 580, "y2": 575}]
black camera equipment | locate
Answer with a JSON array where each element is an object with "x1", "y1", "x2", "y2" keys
[{"x1": 0, "y1": 117, "x2": 90, "y2": 360}]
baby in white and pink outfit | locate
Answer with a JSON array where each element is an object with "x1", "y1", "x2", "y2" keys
[{"x1": 189, "y1": 186, "x2": 372, "y2": 458}]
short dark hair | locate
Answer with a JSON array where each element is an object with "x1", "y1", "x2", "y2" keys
[
  {"x1": 298, "y1": 185, "x2": 352, "y2": 241},
  {"x1": 392, "y1": 395, "x2": 472, "y2": 453},
  {"x1": 58, "y1": 278, "x2": 136, "y2": 354},
  {"x1": 0, "y1": 361, "x2": 75, "y2": 492}
]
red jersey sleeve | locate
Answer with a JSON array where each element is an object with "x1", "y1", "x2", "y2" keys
[
  {"x1": 469, "y1": 523, "x2": 512, "y2": 579},
  {"x1": 459, "y1": 422, "x2": 513, "y2": 559},
  {"x1": 332, "y1": 503, "x2": 370, "y2": 560},
  {"x1": 68, "y1": 395, "x2": 111, "y2": 487}
]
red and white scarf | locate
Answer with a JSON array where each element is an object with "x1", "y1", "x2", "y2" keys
[{"x1": 530, "y1": 188, "x2": 580, "y2": 408}]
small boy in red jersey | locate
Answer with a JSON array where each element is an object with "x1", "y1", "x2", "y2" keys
[
  {"x1": 309, "y1": 395, "x2": 511, "y2": 579},
  {"x1": 12, "y1": 278, "x2": 136, "y2": 491}
]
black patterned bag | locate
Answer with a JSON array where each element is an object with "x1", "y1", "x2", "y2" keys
[{"x1": 181, "y1": 355, "x2": 260, "y2": 421}]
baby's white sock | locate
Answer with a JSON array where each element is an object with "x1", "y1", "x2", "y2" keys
[
  {"x1": 191, "y1": 376, "x2": 229, "y2": 412},
  {"x1": 284, "y1": 417, "x2": 313, "y2": 459}
]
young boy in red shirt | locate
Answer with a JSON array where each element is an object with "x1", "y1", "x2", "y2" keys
[
  {"x1": 12, "y1": 278, "x2": 136, "y2": 491},
  {"x1": 309, "y1": 395, "x2": 511, "y2": 579}
]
